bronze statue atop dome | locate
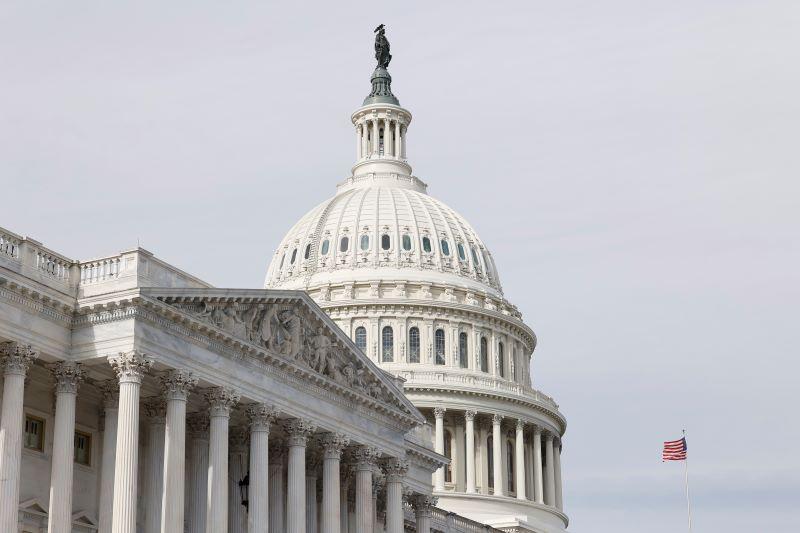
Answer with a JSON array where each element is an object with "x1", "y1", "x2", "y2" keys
[{"x1": 374, "y1": 24, "x2": 392, "y2": 68}]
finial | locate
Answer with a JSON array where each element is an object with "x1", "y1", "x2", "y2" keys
[{"x1": 364, "y1": 25, "x2": 399, "y2": 106}]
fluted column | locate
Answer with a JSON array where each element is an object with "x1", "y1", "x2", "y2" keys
[
  {"x1": 544, "y1": 432, "x2": 556, "y2": 507},
  {"x1": 160, "y1": 370, "x2": 196, "y2": 533},
  {"x1": 433, "y1": 407, "x2": 445, "y2": 491},
  {"x1": 383, "y1": 459, "x2": 407, "y2": 533},
  {"x1": 229, "y1": 427, "x2": 249, "y2": 533},
  {"x1": 533, "y1": 426, "x2": 544, "y2": 504},
  {"x1": 411, "y1": 495, "x2": 435, "y2": 533},
  {"x1": 268, "y1": 440, "x2": 287, "y2": 533},
  {"x1": 306, "y1": 452, "x2": 321, "y2": 533},
  {"x1": 491, "y1": 414, "x2": 504, "y2": 496},
  {"x1": 356, "y1": 124, "x2": 363, "y2": 160},
  {"x1": 247, "y1": 405, "x2": 277, "y2": 533},
  {"x1": 385, "y1": 120, "x2": 393, "y2": 157},
  {"x1": 206, "y1": 387, "x2": 240, "y2": 533},
  {"x1": 109, "y1": 351, "x2": 154, "y2": 533},
  {"x1": 353, "y1": 446, "x2": 379, "y2": 533},
  {"x1": 144, "y1": 398, "x2": 167, "y2": 533},
  {"x1": 98, "y1": 381, "x2": 119, "y2": 533},
  {"x1": 478, "y1": 420, "x2": 489, "y2": 495},
  {"x1": 321, "y1": 433, "x2": 349, "y2": 533},
  {"x1": 340, "y1": 468, "x2": 351, "y2": 533},
  {"x1": 285, "y1": 418, "x2": 315, "y2": 533},
  {"x1": 394, "y1": 121, "x2": 401, "y2": 159},
  {"x1": 464, "y1": 410, "x2": 476, "y2": 493},
  {"x1": 372, "y1": 119, "x2": 379, "y2": 155},
  {"x1": 47, "y1": 361, "x2": 85, "y2": 533},
  {"x1": 187, "y1": 413, "x2": 210, "y2": 533},
  {"x1": 515, "y1": 420, "x2": 526, "y2": 500},
  {"x1": 554, "y1": 438, "x2": 563, "y2": 511},
  {"x1": 0, "y1": 342, "x2": 36, "y2": 533}
]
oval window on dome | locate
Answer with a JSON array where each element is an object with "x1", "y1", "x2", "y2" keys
[
  {"x1": 320, "y1": 239, "x2": 330, "y2": 255},
  {"x1": 304, "y1": 243, "x2": 311, "y2": 260},
  {"x1": 381, "y1": 234, "x2": 391, "y2": 250},
  {"x1": 441, "y1": 239, "x2": 450, "y2": 256},
  {"x1": 290, "y1": 248, "x2": 297, "y2": 264},
  {"x1": 339, "y1": 236, "x2": 349, "y2": 252},
  {"x1": 457, "y1": 243, "x2": 466, "y2": 261},
  {"x1": 360, "y1": 234, "x2": 370, "y2": 251},
  {"x1": 422, "y1": 236, "x2": 432, "y2": 253},
  {"x1": 402, "y1": 234, "x2": 412, "y2": 251}
]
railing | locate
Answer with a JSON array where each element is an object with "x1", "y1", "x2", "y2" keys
[
  {"x1": 404, "y1": 503, "x2": 499, "y2": 532},
  {"x1": 80, "y1": 256, "x2": 122, "y2": 284},
  {"x1": 0, "y1": 228, "x2": 21, "y2": 260},
  {"x1": 0, "y1": 226, "x2": 76, "y2": 287},
  {"x1": 35, "y1": 248, "x2": 71, "y2": 282}
]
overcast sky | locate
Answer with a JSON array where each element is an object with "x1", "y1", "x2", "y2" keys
[{"x1": 2, "y1": 2, "x2": 799, "y2": 532}]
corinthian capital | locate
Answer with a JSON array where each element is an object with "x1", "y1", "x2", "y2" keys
[
  {"x1": 382, "y1": 458, "x2": 409, "y2": 482},
  {"x1": 410, "y1": 494, "x2": 437, "y2": 516},
  {"x1": 352, "y1": 445, "x2": 381, "y2": 471},
  {"x1": 492, "y1": 413, "x2": 504, "y2": 426},
  {"x1": 0, "y1": 342, "x2": 37, "y2": 376},
  {"x1": 186, "y1": 412, "x2": 210, "y2": 437},
  {"x1": 283, "y1": 418, "x2": 316, "y2": 447},
  {"x1": 433, "y1": 406, "x2": 446, "y2": 419},
  {"x1": 160, "y1": 369, "x2": 197, "y2": 401},
  {"x1": 108, "y1": 351, "x2": 153, "y2": 384},
  {"x1": 144, "y1": 397, "x2": 167, "y2": 423},
  {"x1": 96, "y1": 379, "x2": 120, "y2": 409},
  {"x1": 48, "y1": 361, "x2": 85, "y2": 394},
  {"x1": 464, "y1": 409, "x2": 477, "y2": 422},
  {"x1": 205, "y1": 387, "x2": 240, "y2": 417},
  {"x1": 246, "y1": 403, "x2": 279, "y2": 432},
  {"x1": 320, "y1": 432, "x2": 350, "y2": 459}
]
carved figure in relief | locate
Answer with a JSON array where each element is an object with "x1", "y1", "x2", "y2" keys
[
  {"x1": 276, "y1": 309, "x2": 302, "y2": 358},
  {"x1": 254, "y1": 305, "x2": 278, "y2": 347},
  {"x1": 310, "y1": 328, "x2": 332, "y2": 373}
]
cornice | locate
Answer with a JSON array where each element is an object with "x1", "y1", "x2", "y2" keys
[{"x1": 0, "y1": 277, "x2": 75, "y2": 325}]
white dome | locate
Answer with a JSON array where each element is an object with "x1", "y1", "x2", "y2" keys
[{"x1": 265, "y1": 174, "x2": 504, "y2": 297}]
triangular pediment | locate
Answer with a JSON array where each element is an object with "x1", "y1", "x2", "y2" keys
[
  {"x1": 71, "y1": 511, "x2": 97, "y2": 526},
  {"x1": 140, "y1": 288, "x2": 423, "y2": 426},
  {"x1": 19, "y1": 498, "x2": 47, "y2": 515}
]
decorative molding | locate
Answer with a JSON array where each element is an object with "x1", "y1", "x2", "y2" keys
[
  {"x1": 108, "y1": 351, "x2": 153, "y2": 384},
  {"x1": 0, "y1": 341, "x2": 38, "y2": 376},
  {"x1": 160, "y1": 369, "x2": 197, "y2": 401},
  {"x1": 246, "y1": 403, "x2": 279, "y2": 432},
  {"x1": 48, "y1": 361, "x2": 85, "y2": 394},
  {"x1": 205, "y1": 387, "x2": 240, "y2": 417}
]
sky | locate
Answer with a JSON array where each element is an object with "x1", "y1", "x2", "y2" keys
[{"x1": 2, "y1": 2, "x2": 799, "y2": 532}]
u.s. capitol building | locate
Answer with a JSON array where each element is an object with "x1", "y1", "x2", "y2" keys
[{"x1": 0, "y1": 29, "x2": 567, "y2": 533}]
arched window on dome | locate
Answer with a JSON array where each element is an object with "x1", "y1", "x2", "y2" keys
[
  {"x1": 304, "y1": 243, "x2": 311, "y2": 260},
  {"x1": 279, "y1": 253, "x2": 285, "y2": 269},
  {"x1": 360, "y1": 234, "x2": 370, "y2": 251},
  {"x1": 382, "y1": 326, "x2": 394, "y2": 362},
  {"x1": 498, "y1": 342, "x2": 505, "y2": 378},
  {"x1": 441, "y1": 239, "x2": 450, "y2": 256},
  {"x1": 457, "y1": 243, "x2": 466, "y2": 261},
  {"x1": 444, "y1": 430, "x2": 453, "y2": 483},
  {"x1": 381, "y1": 234, "x2": 391, "y2": 250},
  {"x1": 402, "y1": 234, "x2": 412, "y2": 251},
  {"x1": 408, "y1": 327, "x2": 420, "y2": 363},
  {"x1": 339, "y1": 236, "x2": 349, "y2": 253},
  {"x1": 422, "y1": 236, "x2": 432, "y2": 253},
  {"x1": 354, "y1": 327, "x2": 367, "y2": 354},
  {"x1": 459, "y1": 332, "x2": 468, "y2": 368},
  {"x1": 470, "y1": 246, "x2": 480, "y2": 268},
  {"x1": 320, "y1": 239, "x2": 330, "y2": 255},
  {"x1": 487, "y1": 435, "x2": 494, "y2": 489},
  {"x1": 435, "y1": 329, "x2": 446, "y2": 365},
  {"x1": 507, "y1": 440, "x2": 515, "y2": 493},
  {"x1": 480, "y1": 337, "x2": 489, "y2": 372},
  {"x1": 290, "y1": 248, "x2": 297, "y2": 264}
]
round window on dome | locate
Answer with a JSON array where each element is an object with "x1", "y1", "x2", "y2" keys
[
  {"x1": 360, "y1": 234, "x2": 370, "y2": 251},
  {"x1": 441, "y1": 239, "x2": 450, "y2": 256},
  {"x1": 402, "y1": 234, "x2": 412, "y2": 251},
  {"x1": 457, "y1": 243, "x2": 466, "y2": 261},
  {"x1": 340, "y1": 236, "x2": 349, "y2": 252},
  {"x1": 304, "y1": 244, "x2": 311, "y2": 260},
  {"x1": 381, "y1": 234, "x2": 391, "y2": 250},
  {"x1": 290, "y1": 248, "x2": 297, "y2": 264},
  {"x1": 422, "y1": 236, "x2": 432, "y2": 253},
  {"x1": 320, "y1": 239, "x2": 330, "y2": 255}
]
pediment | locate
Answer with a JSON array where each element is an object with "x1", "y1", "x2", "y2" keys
[
  {"x1": 19, "y1": 498, "x2": 47, "y2": 515},
  {"x1": 140, "y1": 288, "x2": 423, "y2": 426},
  {"x1": 71, "y1": 511, "x2": 97, "y2": 526}
]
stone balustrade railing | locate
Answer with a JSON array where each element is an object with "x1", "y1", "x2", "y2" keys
[
  {"x1": 403, "y1": 503, "x2": 499, "y2": 532},
  {"x1": 0, "y1": 228, "x2": 22, "y2": 260},
  {"x1": 80, "y1": 256, "x2": 122, "y2": 284},
  {"x1": 0, "y1": 226, "x2": 76, "y2": 289}
]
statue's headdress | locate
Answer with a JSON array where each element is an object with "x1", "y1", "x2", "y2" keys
[{"x1": 374, "y1": 24, "x2": 385, "y2": 33}]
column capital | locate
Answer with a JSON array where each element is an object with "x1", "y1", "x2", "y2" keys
[
  {"x1": 204, "y1": 386, "x2": 240, "y2": 417},
  {"x1": 352, "y1": 445, "x2": 381, "y2": 471},
  {"x1": 144, "y1": 397, "x2": 167, "y2": 423},
  {"x1": 433, "y1": 406, "x2": 446, "y2": 420},
  {"x1": 382, "y1": 458, "x2": 409, "y2": 483},
  {"x1": 97, "y1": 379, "x2": 119, "y2": 409},
  {"x1": 160, "y1": 369, "x2": 197, "y2": 401},
  {"x1": 516, "y1": 418, "x2": 525, "y2": 431},
  {"x1": 320, "y1": 432, "x2": 350, "y2": 459},
  {"x1": 269, "y1": 438, "x2": 287, "y2": 464},
  {"x1": 492, "y1": 413, "x2": 503, "y2": 425},
  {"x1": 186, "y1": 412, "x2": 210, "y2": 437},
  {"x1": 464, "y1": 409, "x2": 477, "y2": 422},
  {"x1": 108, "y1": 351, "x2": 153, "y2": 384},
  {"x1": 306, "y1": 449, "x2": 324, "y2": 473},
  {"x1": 0, "y1": 341, "x2": 37, "y2": 376},
  {"x1": 229, "y1": 426, "x2": 249, "y2": 453},
  {"x1": 410, "y1": 494, "x2": 437, "y2": 516},
  {"x1": 246, "y1": 403, "x2": 279, "y2": 432},
  {"x1": 48, "y1": 360, "x2": 85, "y2": 394},
  {"x1": 284, "y1": 418, "x2": 316, "y2": 447},
  {"x1": 544, "y1": 431, "x2": 556, "y2": 442},
  {"x1": 533, "y1": 425, "x2": 543, "y2": 436}
]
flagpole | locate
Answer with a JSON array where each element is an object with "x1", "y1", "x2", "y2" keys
[{"x1": 683, "y1": 429, "x2": 692, "y2": 533}]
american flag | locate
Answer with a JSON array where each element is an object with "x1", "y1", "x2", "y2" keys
[{"x1": 662, "y1": 437, "x2": 687, "y2": 461}]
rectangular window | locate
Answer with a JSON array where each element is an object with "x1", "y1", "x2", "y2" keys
[
  {"x1": 24, "y1": 415, "x2": 45, "y2": 452},
  {"x1": 74, "y1": 431, "x2": 92, "y2": 466}
]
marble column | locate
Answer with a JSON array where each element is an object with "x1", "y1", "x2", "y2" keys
[
  {"x1": 144, "y1": 398, "x2": 167, "y2": 533},
  {"x1": 515, "y1": 420, "x2": 526, "y2": 500},
  {"x1": 383, "y1": 459, "x2": 408, "y2": 533},
  {"x1": 353, "y1": 446, "x2": 379, "y2": 533},
  {"x1": 356, "y1": 124, "x2": 362, "y2": 160},
  {"x1": 394, "y1": 121, "x2": 401, "y2": 158},
  {"x1": 385, "y1": 120, "x2": 393, "y2": 157},
  {"x1": 491, "y1": 414, "x2": 504, "y2": 496},
  {"x1": 464, "y1": 410, "x2": 476, "y2": 493},
  {"x1": 229, "y1": 427, "x2": 249, "y2": 533},
  {"x1": 411, "y1": 495, "x2": 435, "y2": 533},
  {"x1": 0, "y1": 342, "x2": 36, "y2": 533},
  {"x1": 109, "y1": 351, "x2": 153, "y2": 533},
  {"x1": 305, "y1": 452, "x2": 321, "y2": 533},
  {"x1": 47, "y1": 362, "x2": 85, "y2": 533},
  {"x1": 98, "y1": 381, "x2": 119, "y2": 533},
  {"x1": 478, "y1": 420, "x2": 489, "y2": 495},
  {"x1": 533, "y1": 426, "x2": 544, "y2": 504},
  {"x1": 525, "y1": 433, "x2": 534, "y2": 501},
  {"x1": 321, "y1": 433, "x2": 349, "y2": 533},
  {"x1": 544, "y1": 432, "x2": 556, "y2": 507},
  {"x1": 268, "y1": 440, "x2": 287, "y2": 533},
  {"x1": 340, "y1": 469, "x2": 351, "y2": 533},
  {"x1": 206, "y1": 387, "x2": 240, "y2": 533},
  {"x1": 433, "y1": 407, "x2": 445, "y2": 491},
  {"x1": 186, "y1": 413, "x2": 210, "y2": 533},
  {"x1": 372, "y1": 119, "x2": 379, "y2": 155},
  {"x1": 554, "y1": 438, "x2": 563, "y2": 511},
  {"x1": 285, "y1": 418, "x2": 316, "y2": 533},
  {"x1": 247, "y1": 404, "x2": 277, "y2": 533},
  {"x1": 160, "y1": 370, "x2": 196, "y2": 533}
]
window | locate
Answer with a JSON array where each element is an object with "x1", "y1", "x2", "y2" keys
[
  {"x1": 321, "y1": 239, "x2": 330, "y2": 255},
  {"x1": 512, "y1": 347, "x2": 517, "y2": 380},
  {"x1": 480, "y1": 337, "x2": 489, "y2": 372},
  {"x1": 381, "y1": 234, "x2": 391, "y2": 250},
  {"x1": 290, "y1": 248, "x2": 297, "y2": 264},
  {"x1": 74, "y1": 431, "x2": 92, "y2": 466},
  {"x1": 498, "y1": 342, "x2": 505, "y2": 378},
  {"x1": 441, "y1": 239, "x2": 450, "y2": 256},
  {"x1": 355, "y1": 326, "x2": 367, "y2": 353},
  {"x1": 487, "y1": 435, "x2": 494, "y2": 489},
  {"x1": 457, "y1": 243, "x2": 466, "y2": 261},
  {"x1": 507, "y1": 441, "x2": 515, "y2": 492},
  {"x1": 304, "y1": 243, "x2": 311, "y2": 260},
  {"x1": 382, "y1": 326, "x2": 394, "y2": 362},
  {"x1": 360, "y1": 234, "x2": 370, "y2": 251},
  {"x1": 279, "y1": 253, "x2": 285, "y2": 269},
  {"x1": 459, "y1": 332, "x2": 468, "y2": 368},
  {"x1": 408, "y1": 327, "x2": 420, "y2": 363},
  {"x1": 339, "y1": 236, "x2": 349, "y2": 252},
  {"x1": 24, "y1": 415, "x2": 45, "y2": 452},
  {"x1": 422, "y1": 236, "x2": 432, "y2": 253},
  {"x1": 444, "y1": 430, "x2": 453, "y2": 483},
  {"x1": 402, "y1": 234, "x2": 412, "y2": 251},
  {"x1": 435, "y1": 329, "x2": 446, "y2": 365}
]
